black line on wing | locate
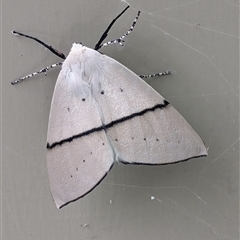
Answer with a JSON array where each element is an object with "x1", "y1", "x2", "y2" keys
[{"x1": 47, "y1": 100, "x2": 169, "y2": 150}]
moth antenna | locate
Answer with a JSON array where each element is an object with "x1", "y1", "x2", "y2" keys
[
  {"x1": 94, "y1": 5, "x2": 130, "y2": 50},
  {"x1": 11, "y1": 30, "x2": 66, "y2": 59},
  {"x1": 96, "y1": 10, "x2": 140, "y2": 50}
]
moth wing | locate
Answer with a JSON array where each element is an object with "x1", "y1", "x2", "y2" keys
[
  {"x1": 47, "y1": 70, "x2": 114, "y2": 209},
  {"x1": 95, "y1": 55, "x2": 207, "y2": 164}
]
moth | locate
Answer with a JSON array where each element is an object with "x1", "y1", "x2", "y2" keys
[{"x1": 12, "y1": 6, "x2": 207, "y2": 209}]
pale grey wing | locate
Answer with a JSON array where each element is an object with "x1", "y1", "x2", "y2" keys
[
  {"x1": 95, "y1": 55, "x2": 207, "y2": 165},
  {"x1": 47, "y1": 71, "x2": 114, "y2": 209}
]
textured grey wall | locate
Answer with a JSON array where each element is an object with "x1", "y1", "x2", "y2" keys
[{"x1": 2, "y1": 0, "x2": 239, "y2": 239}]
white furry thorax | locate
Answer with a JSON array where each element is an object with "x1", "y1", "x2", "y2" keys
[{"x1": 61, "y1": 43, "x2": 105, "y2": 98}]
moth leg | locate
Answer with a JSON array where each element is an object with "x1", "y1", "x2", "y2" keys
[
  {"x1": 97, "y1": 10, "x2": 141, "y2": 50},
  {"x1": 139, "y1": 69, "x2": 171, "y2": 79},
  {"x1": 11, "y1": 62, "x2": 63, "y2": 85},
  {"x1": 11, "y1": 30, "x2": 66, "y2": 59}
]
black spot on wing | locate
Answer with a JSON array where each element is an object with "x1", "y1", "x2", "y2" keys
[{"x1": 58, "y1": 163, "x2": 114, "y2": 209}]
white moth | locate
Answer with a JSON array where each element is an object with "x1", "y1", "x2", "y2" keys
[{"x1": 12, "y1": 6, "x2": 207, "y2": 209}]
